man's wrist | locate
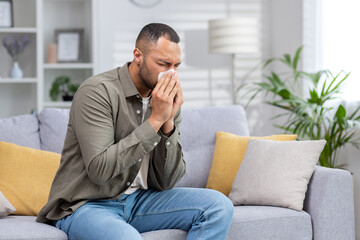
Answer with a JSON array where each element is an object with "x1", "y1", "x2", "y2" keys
[
  {"x1": 148, "y1": 116, "x2": 163, "y2": 133},
  {"x1": 161, "y1": 119, "x2": 175, "y2": 136}
]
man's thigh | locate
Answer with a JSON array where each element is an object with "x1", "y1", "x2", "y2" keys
[
  {"x1": 129, "y1": 187, "x2": 231, "y2": 233},
  {"x1": 56, "y1": 200, "x2": 142, "y2": 240}
]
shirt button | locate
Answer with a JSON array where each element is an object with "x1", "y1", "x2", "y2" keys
[
  {"x1": 166, "y1": 141, "x2": 170, "y2": 146},
  {"x1": 154, "y1": 142, "x2": 158, "y2": 146},
  {"x1": 127, "y1": 182, "x2": 131, "y2": 186},
  {"x1": 138, "y1": 158, "x2": 142, "y2": 162},
  {"x1": 136, "y1": 110, "x2": 141, "y2": 114}
]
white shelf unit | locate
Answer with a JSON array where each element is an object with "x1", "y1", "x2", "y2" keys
[
  {"x1": 0, "y1": 28, "x2": 37, "y2": 33},
  {"x1": 39, "y1": 0, "x2": 97, "y2": 112},
  {"x1": 0, "y1": 0, "x2": 38, "y2": 118},
  {"x1": 0, "y1": 0, "x2": 97, "y2": 118},
  {"x1": 44, "y1": 63, "x2": 94, "y2": 69},
  {"x1": 0, "y1": 78, "x2": 38, "y2": 83}
]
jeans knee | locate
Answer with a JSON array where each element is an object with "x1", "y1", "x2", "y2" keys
[
  {"x1": 218, "y1": 194, "x2": 234, "y2": 221},
  {"x1": 206, "y1": 190, "x2": 234, "y2": 223}
]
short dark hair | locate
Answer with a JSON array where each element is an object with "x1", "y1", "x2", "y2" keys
[{"x1": 135, "y1": 23, "x2": 180, "y2": 54}]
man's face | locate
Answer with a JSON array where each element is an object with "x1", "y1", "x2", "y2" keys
[{"x1": 139, "y1": 37, "x2": 182, "y2": 90}]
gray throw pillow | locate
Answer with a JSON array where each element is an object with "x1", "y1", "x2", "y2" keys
[
  {"x1": 229, "y1": 139, "x2": 326, "y2": 211},
  {"x1": 0, "y1": 191, "x2": 16, "y2": 217}
]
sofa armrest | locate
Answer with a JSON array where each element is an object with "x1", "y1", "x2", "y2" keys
[{"x1": 303, "y1": 166, "x2": 355, "y2": 240}]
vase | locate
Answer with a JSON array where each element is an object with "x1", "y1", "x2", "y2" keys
[{"x1": 10, "y1": 61, "x2": 23, "y2": 78}]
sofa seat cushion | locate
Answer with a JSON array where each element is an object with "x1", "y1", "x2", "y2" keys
[
  {"x1": 142, "y1": 229, "x2": 187, "y2": 240},
  {"x1": 0, "y1": 216, "x2": 67, "y2": 240},
  {"x1": 227, "y1": 206, "x2": 312, "y2": 240},
  {"x1": 1, "y1": 207, "x2": 311, "y2": 240},
  {"x1": 0, "y1": 114, "x2": 40, "y2": 149}
]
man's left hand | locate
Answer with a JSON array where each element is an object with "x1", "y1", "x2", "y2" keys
[{"x1": 161, "y1": 72, "x2": 184, "y2": 136}]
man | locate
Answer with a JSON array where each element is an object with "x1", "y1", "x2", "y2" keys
[{"x1": 37, "y1": 23, "x2": 233, "y2": 240}]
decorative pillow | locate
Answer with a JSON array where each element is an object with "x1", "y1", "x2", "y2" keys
[
  {"x1": 206, "y1": 132, "x2": 297, "y2": 196},
  {"x1": 0, "y1": 141, "x2": 60, "y2": 216},
  {"x1": 229, "y1": 139, "x2": 326, "y2": 211},
  {"x1": 0, "y1": 191, "x2": 16, "y2": 217}
]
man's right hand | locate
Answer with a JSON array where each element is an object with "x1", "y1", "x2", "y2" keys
[{"x1": 148, "y1": 71, "x2": 179, "y2": 132}]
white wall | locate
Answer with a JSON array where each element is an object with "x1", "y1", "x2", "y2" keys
[{"x1": 247, "y1": 0, "x2": 304, "y2": 136}]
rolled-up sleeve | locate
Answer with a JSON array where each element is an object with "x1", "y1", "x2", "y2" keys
[{"x1": 72, "y1": 85, "x2": 161, "y2": 185}]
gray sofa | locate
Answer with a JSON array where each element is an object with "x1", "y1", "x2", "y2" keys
[{"x1": 0, "y1": 105, "x2": 355, "y2": 240}]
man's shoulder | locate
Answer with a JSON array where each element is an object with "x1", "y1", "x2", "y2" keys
[{"x1": 80, "y1": 68, "x2": 120, "y2": 89}]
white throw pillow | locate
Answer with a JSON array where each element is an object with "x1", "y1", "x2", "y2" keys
[
  {"x1": 0, "y1": 191, "x2": 16, "y2": 217},
  {"x1": 229, "y1": 139, "x2": 326, "y2": 211}
]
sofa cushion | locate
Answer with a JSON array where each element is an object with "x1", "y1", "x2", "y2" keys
[
  {"x1": 227, "y1": 206, "x2": 312, "y2": 240},
  {"x1": 38, "y1": 108, "x2": 70, "y2": 153},
  {"x1": 0, "y1": 141, "x2": 60, "y2": 216},
  {"x1": 229, "y1": 139, "x2": 326, "y2": 211},
  {"x1": 142, "y1": 229, "x2": 187, "y2": 240},
  {"x1": 206, "y1": 132, "x2": 297, "y2": 196},
  {"x1": 178, "y1": 105, "x2": 249, "y2": 188},
  {"x1": 0, "y1": 114, "x2": 40, "y2": 149},
  {"x1": 180, "y1": 105, "x2": 249, "y2": 152},
  {"x1": 0, "y1": 191, "x2": 16, "y2": 217},
  {"x1": 0, "y1": 216, "x2": 67, "y2": 240},
  {"x1": 175, "y1": 146, "x2": 214, "y2": 188}
]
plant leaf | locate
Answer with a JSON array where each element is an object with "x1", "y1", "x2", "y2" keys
[{"x1": 292, "y1": 46, "x2": 303, "y2": 72}]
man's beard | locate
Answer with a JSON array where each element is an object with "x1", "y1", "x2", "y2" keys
[{"x1": 139, "y1": 59, "x2": 155, "y2": 90}]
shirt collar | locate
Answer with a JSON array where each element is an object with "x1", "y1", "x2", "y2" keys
[{"x1": 118, "y1": 62, "x2": 141, "y2": 98}]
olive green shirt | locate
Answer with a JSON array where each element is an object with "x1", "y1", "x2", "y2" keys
[{"x1": 36, "y1": 63, "x2": 186, "y2": 223}]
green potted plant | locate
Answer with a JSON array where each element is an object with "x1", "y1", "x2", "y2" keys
[
  {"x1": 50, "y1": 75, "x2": 80, "y2": 102},
  {"x1": 242, "y1": 46, "x2": 360, "y2": 168}
]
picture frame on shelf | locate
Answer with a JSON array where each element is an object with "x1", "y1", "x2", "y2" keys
[
  {"x1": 0, "y1": 0, "x2": 13, "y2": 27},
  {"x1": 55, "y1": 28, "x2": 84, "y2": 62}
]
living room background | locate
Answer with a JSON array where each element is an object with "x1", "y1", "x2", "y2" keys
[{"x1": 0, "y1": 0, "x2": 358, "y2": 238}]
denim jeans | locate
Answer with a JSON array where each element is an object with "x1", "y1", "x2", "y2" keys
[{"x1": 54, "y1": 187, "x2": 234, "y2": 240}]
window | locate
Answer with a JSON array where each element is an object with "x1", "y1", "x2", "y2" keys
[
  {"x1": 100, "y1": 0, "x2": 262, "y2": 107},
  {"x1": 318, "y1": 0, "x2": 360, "y2": 101}
]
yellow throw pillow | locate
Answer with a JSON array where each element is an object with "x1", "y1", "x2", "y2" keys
[
  {"x1": 0, "y1": 141, "x2": 60, "y2": 216},
  {"x1": 206, "y1": 132, "x2": 297, "y2": 196}
]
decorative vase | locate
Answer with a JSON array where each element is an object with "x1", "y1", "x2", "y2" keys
[{"x1": 10, "y1": 61, "x2": 23, "y2": 79}]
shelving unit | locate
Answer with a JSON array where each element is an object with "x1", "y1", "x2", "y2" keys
[
  {"x1": 0, "y1": 28, "x2": 37, "y2": 33},
  {"x1": 0, "y1": 0, "x2": 38, "y2": 118},
  {"x1": 43, "y1": 63, "x2": 94, "y2": 69},
  {"x1": 39, "y1": 0, "x2": 97, "y2": 110},
  {"x1": 0, "y1": 78, "x2": 37, "y2": 83},
  {"x1": 0, "y1": 0, "x2": 97, "y2": 118}
]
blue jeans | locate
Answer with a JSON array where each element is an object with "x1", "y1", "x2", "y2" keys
[{"x1": 54, "y1": 187, "x2": 234, "y2": 240}]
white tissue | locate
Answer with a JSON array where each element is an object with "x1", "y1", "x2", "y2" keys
[{"x1": 157, "y1": 69, "x2": 175, "y2": 81}]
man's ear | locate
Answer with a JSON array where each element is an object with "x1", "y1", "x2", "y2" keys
[{"x1": 133, "y1": 48, "x2": 143, "y2": 65}]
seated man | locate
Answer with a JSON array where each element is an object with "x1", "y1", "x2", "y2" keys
[{"x1": 37, "y1": 23, "x2": 234, "y2": 240}]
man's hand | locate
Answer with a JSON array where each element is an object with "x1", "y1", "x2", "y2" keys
[
  {"x1": 148, "y1": 71, "x2": 180, "y2": 132},
  {"x1": 161, "y1": 72, "x2": 184, "y2": 135}
]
